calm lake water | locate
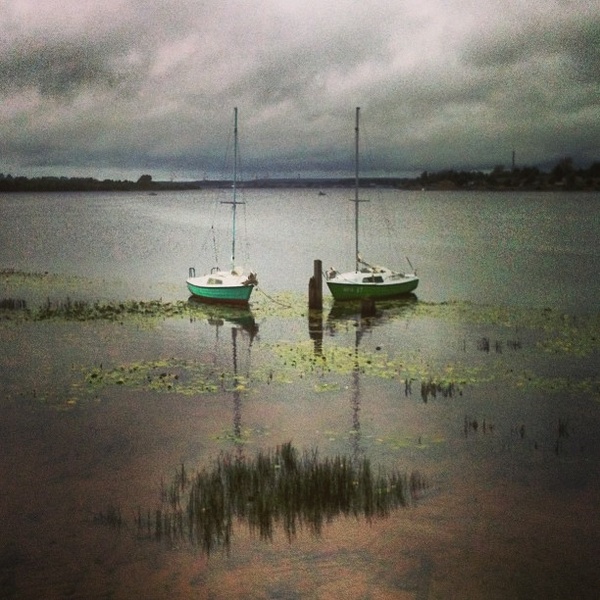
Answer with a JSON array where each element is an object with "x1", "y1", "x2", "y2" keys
[
  {"x1": 1, "y1": 188, "x2": 598, "y2": 310},
  {"x1": 1, "y1": 189, "x2": 599, "y2": 599}
]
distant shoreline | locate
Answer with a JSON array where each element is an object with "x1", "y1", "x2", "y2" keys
[{"x1": 2, "y1": 161, "x2": 599, "y2": 193}]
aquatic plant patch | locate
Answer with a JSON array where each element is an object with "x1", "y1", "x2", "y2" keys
[
  {"x1": 83, "y1": 358, "x2": 250, "y2": 396},
  {"x1": 267, "y1": 340, "x2": 481, "y2": 392},
  {"x1": 79, "y1": 339, "x2": 482, "y2": 404},
  {"x1": 2, "y1": 271, "x2": 598, "y2": 361},
  {"x1": 3, "y1": 271, "x2": 598, "y2": 408},
  {"x1": 95, "y1": 442, "x2": 427, "y2": 555}
]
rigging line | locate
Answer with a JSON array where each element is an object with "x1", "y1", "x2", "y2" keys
[
  {"x1": 360, "y1": 115, "x2": 399, "y2": 260},
  {"x1": 234, "y1": 116, "x2": 250, "y2": 264},
  {"x1": 241, "y1": 200, "x2": 250, "y2": 264},
  {"x1": 221, "y1": 121, "x2": 234, "y2": 178},
  {"x1": 198, "y1": 215, "x2": 216, "y2": 260},
  {"x1": 359, "y1": 113, "x2": 378, "y2": 177},
  {"x1": 211, "y1": 225, "x2": 219, "y2": 266},
  {"x1": 232, "y1": 120, "x2": 253, "y2": 267},
  {"x1": 200, "y1": 193, "x2": 224, "y2": 266}
]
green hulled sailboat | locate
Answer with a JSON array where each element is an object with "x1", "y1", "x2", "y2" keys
[
  {"x1": 326, "y1": 107, "x2": 419, "y2": 301},
  {"x1": 187, "y1": 108, "x2": 257, "y2": 305}
]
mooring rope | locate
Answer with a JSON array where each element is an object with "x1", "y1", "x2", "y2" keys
[{"x1": 255, "y1": 286, "x2": 293, "y2": 308}]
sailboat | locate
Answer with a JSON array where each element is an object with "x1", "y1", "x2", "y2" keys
[
  {"x1": 186, "y1": 108, "x2": 258, "y2": 305},
  {"x1": 326, "y1": 107, "x2": 419, "y2": 301}
]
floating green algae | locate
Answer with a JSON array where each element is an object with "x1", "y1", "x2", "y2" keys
[
  {"x1": 3, "y1": 270, "x2": 598, "y2": 405},
  {"x1": 512, "y1": 370, "x2": 599, "y2": 396},
  {"x1": 268, "y1": 339, "x2": 481, "y2": 391},
  {"x1": 375, "y1": 434, "x2": 447, "y2": 451},
  {"x1": 83, "y1": 358, "x2": 250, "y2": 396},
  {"x1": 414, "y1": 301, "x2": 600, "y2": 357},
  {"x1": 0, "y1": 296, "x2": 191, "y2": 323},
  {"x1": 79, "y1": 339, "x2": 482, "y2": 402},
  {"x1": 2, "y1": 270, "x2": 598, "y2": 361}
]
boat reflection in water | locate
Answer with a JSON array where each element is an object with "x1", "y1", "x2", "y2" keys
[
  {"x1": 125, "y1": 297, "x2": 426, "y2": 556},
  {"x1": 326, "y1": 293, "x2": 419, "y2": 324},
  {"x1": 324, "y1": 295, "x2": 419, "y2": 463},
  {"x1": 188, "y1": 297, "x2": 258, "y2": 455},
  {"x1": 188, "y1": 296, "x2": 259, "y2": 341}
]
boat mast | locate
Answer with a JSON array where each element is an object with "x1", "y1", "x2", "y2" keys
[
  {"x1": 231, "y1": 107, "x2": 238, "y2": 269},
  {"x1": 354, "y1": 106, "x2": 360, "y2": 272},
  {"x1": 222, "y1": 107, "x2": 242, "y2": 270}
]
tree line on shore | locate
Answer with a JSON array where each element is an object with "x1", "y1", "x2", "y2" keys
[
  {"x1": 414, "y1": 158, "x2": 600, "y2": 191},
  {"x1": 0, "y1": 174, "x2": 202, "y2": 193},
  {"x1": 1, "y1": 158, "x2": 598, "y2": 192}
]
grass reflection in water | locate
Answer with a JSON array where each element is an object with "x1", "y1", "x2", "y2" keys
[{"x1": 124, "y1": 442, "x2": 426, "y2": 555}]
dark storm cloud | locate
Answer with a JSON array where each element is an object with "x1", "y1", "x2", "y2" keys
[
  {"x1": 0, "y1": 38, "x2": 131, "y2": 98},
  {"x1": 0, "y1": 0, "x2": 598, "y2": 179},
  {"x1": 463, "y1": 14, "x2": 600, "y2": 82}
]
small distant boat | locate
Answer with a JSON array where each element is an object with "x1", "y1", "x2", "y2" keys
[
  {"x1": 326, "y1": 107, "x2": 419, "y2": 301},
  {"x1": 186, "y1": 108, "x2": 257, "y2": 305}
]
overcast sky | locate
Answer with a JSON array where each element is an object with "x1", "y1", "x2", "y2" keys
[{"x1": 1, "y1": 0, "x2": 598, "y2": 180}]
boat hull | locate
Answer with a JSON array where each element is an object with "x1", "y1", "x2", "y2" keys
[
  {"x1": 326, "y1": 276, "x2": 419, "y2": 301},
  {"x1": 186, "y1": 280, "x2": 254, "y2": 305}
]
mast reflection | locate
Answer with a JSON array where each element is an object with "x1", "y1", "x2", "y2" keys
[
  {"x1": 325, "y1": 295, "x2": 418, "y2": 463},
  {"x1": 199, "y1": 302, "x2": 258, "y2": 457}
]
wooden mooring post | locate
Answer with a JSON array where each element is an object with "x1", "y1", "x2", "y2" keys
[{"x1": 308, "y1": 259, "x2": 323, "y2": 310}]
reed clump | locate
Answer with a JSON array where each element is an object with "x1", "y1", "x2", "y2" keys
[
  {"x1": 420, "y1": 378, "x2": 459, "y2": 402},
  {"x1": 0, "y1": 297, "x2": 30, "y2": 321},
  {"x1": 0, "y1": 297, "x2": 28, "y2": 311},
  {"x1": 133, "y1": 442, "x2": 426, "y2": 555},
  {"x1": 34, "y1": 298, "x2": 189, "y2": 321}
]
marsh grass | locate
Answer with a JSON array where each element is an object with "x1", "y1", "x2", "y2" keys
[
  {"x1": 35, "y1": 298, "x2": 190, "y2": 321},
  {"x1": 0, "y1": 298, "x2": 28, "y2": 310},
  {"x1": 0, "y1": 296, "x2": 191, "y2": 322},
  {"x1": 420, "y1": 379, "x2": 460, "y2": 402},
  {"x1": 97, "y1": 443, "x2": 426, "y2": 555}
]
